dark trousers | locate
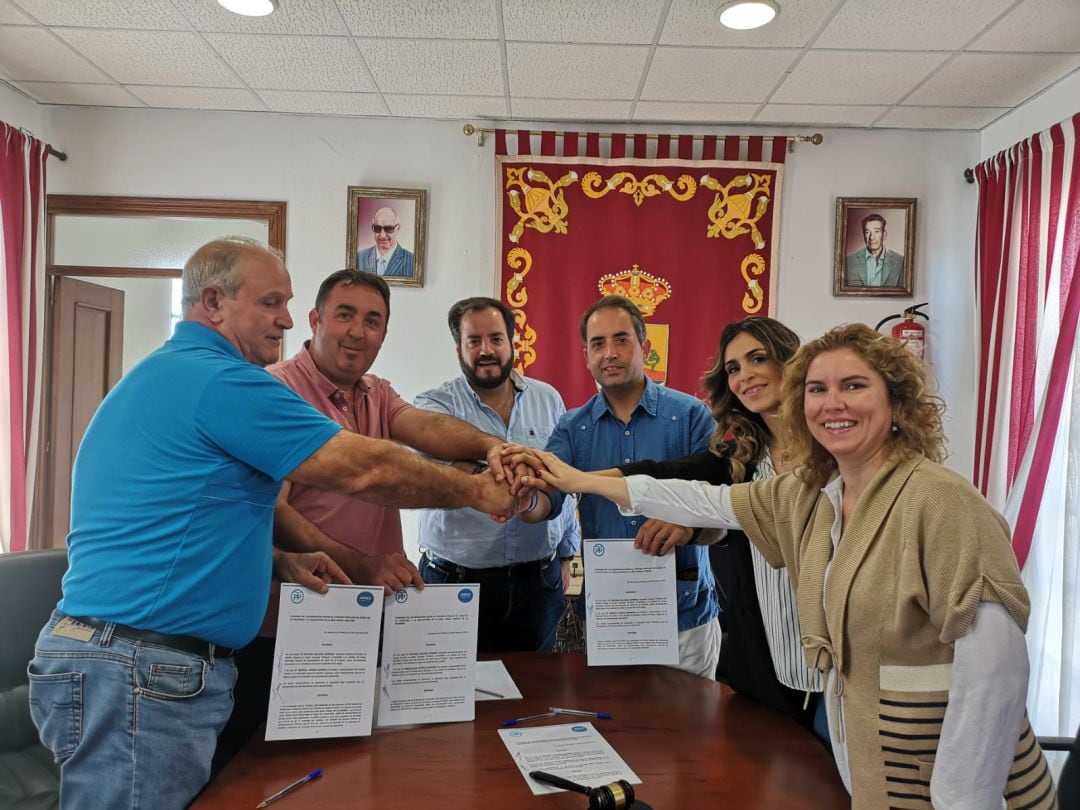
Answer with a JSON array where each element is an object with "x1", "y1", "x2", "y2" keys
[
  {"x1": 419, "y1": 553, "x2": 566, "y2": 653},
  {"x1": 711, "y1": 533, "x2": 820, "y2": 734}
]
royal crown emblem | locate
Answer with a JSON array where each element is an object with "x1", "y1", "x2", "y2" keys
[{"x1": 597, "y1": 265, "x2": 672, "y2": 317}]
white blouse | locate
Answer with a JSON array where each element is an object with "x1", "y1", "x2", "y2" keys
[{"x1": 749, "y1": 454, "x2": 824, "y2": 693}]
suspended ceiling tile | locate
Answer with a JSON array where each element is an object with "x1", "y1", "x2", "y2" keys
[
  {"x1": 126, "y1": 84, "x2": 266, "y2": 111},
  {"x1": 0, "y1": 1, "x2": 34, "y2": 25},
  {"x1": 13, "y1": 80, "x2": 142, "y2": 106},
  {"x1": 205, "y1": 34, "x2": 377, "y2": 92},
  {"x1": 0, "y1": 26, "x2": 112, "y2": 82},
  {"x1": 970, "y1": 0, "x2": 1080, "y2": 52},
  {"x1": 755, "y1": 104, "x2": 886, "y2": 127},
  {"x1": 905, "y1": 52, "x2": 1080, "y2": 107},
  {"x1": 508, "y1": 43, "x2": 649, "y2": 100},
  {"x1": 510, "y1": 97, "x2": 633, "y2": 120},
  {"x1": 772, "y1": 50, "x2": 948, "y2": 105},
  {"x1": 385, "y1": 93, "x2": 506, "y2": 118},
  {"x1": 257, "y1": 89, "x2": 387, "y2": 116},
  {"x1": 815, "y1": 0, "x2": 1015, "y2": 51},
  {"x1": 633, "y1": 100, "x2": 758, "y2": 122},
  {"x1": 642, "y1": 47, "x2": 799, "y2": 103},
  {"x1": 172, "y1": 0, "x2": 348, "y2": 35},
  {"x1": 337, "y1": 0, "x2": 497, "y2": 39},
  {"x1": 876, "y1": 105, "x2": 1010, "y2": 129},
  {"x1": 11, "y1": 0, "x2": 191, "y2": 29},
  {"x1": 503, "y1": 0, "x2": 665, "y2": 44},
  {"x1": 54, "y1": 29, "x2": 243, "y2": 86},
  {"x1": 659, "y1": 0, "x2": 840, "y2": 48},
  {"x1": 358, "y1": 38, "x2": 503, "y2": 95}
]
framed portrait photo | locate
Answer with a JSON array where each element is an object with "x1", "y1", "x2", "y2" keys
[
  {"x1": 833, "y1": 197, "x2": 916, "y2": 297},
  {"x1": 346, "y1": 186, "x2": 428, "y2": 288}
]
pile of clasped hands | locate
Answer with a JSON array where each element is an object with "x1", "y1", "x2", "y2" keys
[{"x1": 486, "y1": 443, "x2": 586, "y2": 522}]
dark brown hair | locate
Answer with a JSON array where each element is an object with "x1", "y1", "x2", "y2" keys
[
  {"x1": 314, "y1": 269, "x2": 390, "y2": 321},
  {"x1": 700, "y1": 317, "x2": 801, "y2": 482}
]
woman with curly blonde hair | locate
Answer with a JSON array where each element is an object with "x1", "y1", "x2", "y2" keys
[{"x1": 522, "y1": 323, "x2": 1054, "y2": 810}]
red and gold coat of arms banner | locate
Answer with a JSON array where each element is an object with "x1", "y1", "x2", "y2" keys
[{"x1": 496, "y1": 130, "x2": 785, "y2": 405}]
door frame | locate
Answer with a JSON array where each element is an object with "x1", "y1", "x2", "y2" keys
[{"x1": 30, "y1": 195, "x2": 287, "y2": 549}]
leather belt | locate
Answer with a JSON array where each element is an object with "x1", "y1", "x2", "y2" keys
[
  {"x1": 423, "y1": 550, "x2": 557, "y2": 582},
  {"x1": 69, "y1": 614, "x2": 233, "y2": 659}
]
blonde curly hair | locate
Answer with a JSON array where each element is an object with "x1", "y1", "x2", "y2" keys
[{"x1": 779, "y1": 323, "x2": 946, "y2": 488}]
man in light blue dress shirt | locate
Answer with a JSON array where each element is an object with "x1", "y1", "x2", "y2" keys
[
  {"x1": 415, "y1": 297, "x2": 580, "y2": 652},
  {"x1": 523, "y1": 296, "x2": 722, "y2": 679}
]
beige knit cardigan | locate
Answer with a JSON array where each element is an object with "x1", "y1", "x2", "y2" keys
[{"x1": 730, "y1": 453, "x2": 1056, "y2": 809}]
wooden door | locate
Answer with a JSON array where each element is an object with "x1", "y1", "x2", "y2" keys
[{"x1": 39, "y1": 277, "x2": 124, "y2": 549}]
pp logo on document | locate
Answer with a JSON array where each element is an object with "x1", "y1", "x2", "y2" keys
[
  {"x1": 571, "y1": 726, "x2": 587, "y2": 733},
  {"x1": 457, "y1": 588, "x2": 474, "y2": 604},
  {"x1": 394, "y1": 590, "x2": 408, "y2": 604},
  {"x1": 290, "y1": 589, "x2": 304, "y2": 604},
  {"x1": 356, "y1": 591, "x2": 374, "y2": 607},
  {"x1": 592, "y1": 543, "x2": 606, "y2": 557}
]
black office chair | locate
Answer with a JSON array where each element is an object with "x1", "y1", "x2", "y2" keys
[
  {"x1": 0, "y1": 548, "x2": 67, "y2": 810},
  {"x1": 1039, "y1": 726, "x2": 1079, "y2": 808}
]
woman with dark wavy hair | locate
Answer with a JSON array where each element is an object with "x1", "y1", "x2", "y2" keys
[
  {"x1": 616, "y1": 317, "x2": 826, "y2": 738},
  {"x1": 522, "y1": 323, "x2": 1053, "y2": 810}
]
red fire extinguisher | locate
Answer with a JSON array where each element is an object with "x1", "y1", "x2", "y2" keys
[{"x1": 875, "y1": 303, "x2": 929, "y2": 361}]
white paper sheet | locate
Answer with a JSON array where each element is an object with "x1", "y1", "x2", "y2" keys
[
  {"x1": 499, "y1": 722, "x2": 641, "y2": 795},
  {"x1": 375, "y1": 584, "x2": 480, "y2": 727},
  {"x1": 583, "y1": 539, "x2": 679, "y2": 667},
  {"x1": 475, "y1": 659, "x2": 523, "y2": 701},
  {"x1": 265, "y1": 583, "x2": 382, "y2": 741}
]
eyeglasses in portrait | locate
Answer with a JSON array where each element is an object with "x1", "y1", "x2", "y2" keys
[{"x1": 346, "y1": 186, "x2": 428, "y2": 288}]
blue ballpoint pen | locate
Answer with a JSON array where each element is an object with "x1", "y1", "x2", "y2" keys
[
  {"x1": 549, "y1": 707, "x2": 613, "y2": 719},
  {"x1": 256, "y1": 768, "x2": 323, "y2": 808},
  {"x1": 500, "y1": 711, "x2": 558, "y2": 727}
]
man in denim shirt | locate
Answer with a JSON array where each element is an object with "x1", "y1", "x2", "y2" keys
[{"x1": 523, "y1": 296, "x2": 721, "y2": 678}]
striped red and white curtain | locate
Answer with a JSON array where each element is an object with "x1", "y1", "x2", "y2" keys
[
  {"x1": 973, "y1": 111, "x2": 1080, "y2": 742},
  {"x1": 0, "y1": 122, "x2": 48, "y2": 553}
]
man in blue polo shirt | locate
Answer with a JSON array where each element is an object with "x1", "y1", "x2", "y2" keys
[
  {"x1": 28, "y1": 238, "x2": 519, "y2": 810},
  {"x1": 522, "y1": 295, "x2": 721, "y2": 679}
]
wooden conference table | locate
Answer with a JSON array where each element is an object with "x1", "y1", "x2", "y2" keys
[{"x1": 195, "y1": 653, "x2": 847, "y2": 809}]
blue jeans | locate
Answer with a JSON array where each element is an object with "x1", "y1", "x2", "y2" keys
[
  {"x1": 419, "y1": 554, "x2": 566, "y2": 653},
  {"x1": 28, "y1": 610, "x2": 236, "y2": 810}
]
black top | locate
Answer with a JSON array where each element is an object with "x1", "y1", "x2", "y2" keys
[{"x1": 619, "y1": 447, "x2": 814, "y2": 726}]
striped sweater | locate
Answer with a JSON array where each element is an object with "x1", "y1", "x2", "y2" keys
[{"x1": 730, "y1": 454, "x2": 1056, "y2": 809}]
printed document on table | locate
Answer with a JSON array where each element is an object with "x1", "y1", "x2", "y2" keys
[
  {"x1": 376, "y1": 584, "x2": 480, "y2": 727},
  {"x1": 499, "y1": 722, "x2": 641, "y2": 795},
  {"x1": 583, "y1": 539, "x2": 678, "y2": 667},
  {"x1": 265, "y1": 583, "x2": 382, "y2": 741},
  {"x1": 475, "y1": 659, "x2": 523, "y2": 701}
]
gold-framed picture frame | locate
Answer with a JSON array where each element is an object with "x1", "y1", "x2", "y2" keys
[
  {"x1": 833, "y1": 197, "x2": 916, "y2": 297},
  {"x1": 346, "y1": 186, "x2": 428, "y2": 288}
]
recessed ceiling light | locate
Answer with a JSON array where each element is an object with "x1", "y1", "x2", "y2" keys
[
  {"x1": 718, "y1": 1, "x2": 779, "y2": 30},
  {"x1": 217, "y1": 0, "x2": 278, "y2": 16}
]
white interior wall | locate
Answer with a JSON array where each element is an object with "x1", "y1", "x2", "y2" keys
[
  {"x1": 0, "y1": 83, "x2": 43, "y2": 135},
  {"x1": 980, "y1": 69, "x2": 1080, "y2": 158},
  {"x1": 36, "y1": 106, "x2": 980, "y2": 554}
]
